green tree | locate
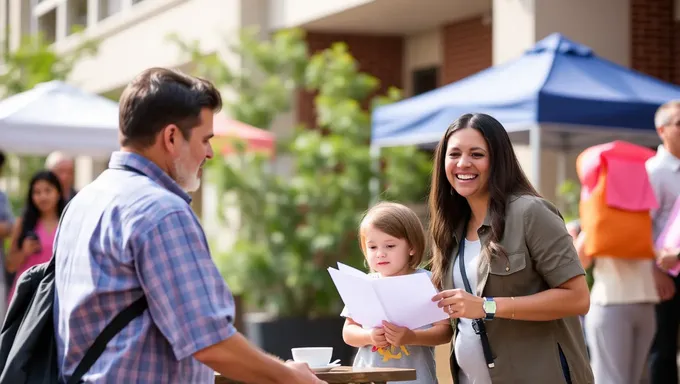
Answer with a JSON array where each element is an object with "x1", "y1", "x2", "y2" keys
[
  {"x1": 173, "y1": 28, "x2": 431, "y2": 318},
  {"x1": 1, "y1": 29, "x2": 98, "y2": 98},
  {"x1": 0, "y1": 29, "x2": 98, "y2": 214}
]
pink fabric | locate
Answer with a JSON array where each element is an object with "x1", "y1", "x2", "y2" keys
[
  {"x1": 603, "y1": 156, "x2": 658, "y2": 211},
  {"x1": 7, "y1": 221, "x2": 56, "y2": 302},
  {"x1": 578, "y1": 141, "x2": 658, "y2": 211},
  {"x1": 657, "y1": 197, "x2": 680, "y2": 276}
]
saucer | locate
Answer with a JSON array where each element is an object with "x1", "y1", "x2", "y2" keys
[{"x1": 310, "y1": 363, "x2": 341, "y2": 373}]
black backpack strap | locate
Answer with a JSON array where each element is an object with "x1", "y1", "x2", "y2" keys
[{"x1": 66, "y1": 296, "x2": 148, "y2": 384}]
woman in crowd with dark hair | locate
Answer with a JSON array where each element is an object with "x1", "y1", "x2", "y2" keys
[
  {"x1": 5, "y1": 170, "x2": 65, "y2": 301},
  {"x1": 429, "y1": 113, "x2": 593, "y2": 383}
]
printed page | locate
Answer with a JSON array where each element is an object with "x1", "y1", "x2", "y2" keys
[
  {"x1": 372, "y1": 272, "x2": 449, "y2": 329},
  {"x1": 328, "y1": 267, "x2": 387, "y2": 328}
]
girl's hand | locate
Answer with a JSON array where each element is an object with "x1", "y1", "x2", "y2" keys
[
  {"x1": 432, "y1": 289, "x2": 485, "y2": 319},
  {"x1": 21, "y1": 238, "x2": 41, "y2": 255},
  {"x1": 369, "y1": 327, "x2": 389, "y2": 348},
  {"x1": 382, "y1": 321, "x2": 415, "y2": 347}
]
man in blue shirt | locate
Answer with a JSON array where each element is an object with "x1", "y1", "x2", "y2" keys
[{"x1": 53, "y1": 67, "x2": 325, "y2": 384}]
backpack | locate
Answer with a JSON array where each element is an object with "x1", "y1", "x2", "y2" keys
[
  {"x1": 576, "y1": 140, "x2": 657, "y2": 260},
  {"x1": 0, "y1": 243, "x2": 147, "y2": 383}
]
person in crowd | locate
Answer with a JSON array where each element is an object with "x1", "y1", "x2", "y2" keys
[
  {"x1": 575, "y1": 227, "x2": 658, "y2": 383},
  {"x1": 566, "y1": 220, "x2": 581, "y2": 240},
  {"x1": 428, "y1": 113, "x2": 593, "y2": 384},
  {"x1": 647, "y1": 100, "x2": 680, "y2": 384},
  {"x1": 0, "y1": 151, "x2": 14, "y2": 318},
  {"x1": 5, "y1": 170, "x2": 64, "y2": 302},
  {"x1": 52, "y1": 67, "x2": 325, "y2": 384},
  {"x1": 45, "y1": 151, "x2": 77, "y2": 202},
  {"x1": 342, "y1": 201, "x2": 452, "y2": 384}
]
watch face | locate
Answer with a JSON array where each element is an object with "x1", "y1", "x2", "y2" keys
[{"x1": 484, "y1": 300, "x2": 497, "y2": 314}]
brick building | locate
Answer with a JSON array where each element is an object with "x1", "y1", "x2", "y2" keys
[{"x1": 1, "y1": 0, "x2": 678, "y2": 213}]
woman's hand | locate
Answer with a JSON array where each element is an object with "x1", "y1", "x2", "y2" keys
[
  {"x1": 658, "y1": 248, "x2": 680, "y2": 272},
  {"x1": 432, "y1": 289, "x2": 485, "y2": 319},
  {"x1": 382, "y1": 321, "x2": 415, "y2": 347},
  {"x1": 653, "y1": 266, "x2": 676, "y2": 301},
  {"x1": 21, "y1": 238, "x2": 41, "y2": 255}
]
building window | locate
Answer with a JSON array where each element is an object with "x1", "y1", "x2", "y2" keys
[
  {"x1": 37, "y1": 9, "x2": 57, "y2": 44},
  {"x1": 67, "y1": 0, "x2": 88, "y2": 33},
  {"x1": 411, "y1": 67, "x2": 439, "y2": 159},
  {"x1": 98, "y1": 0, "x2": 122, "y2": 21},
  {"x1": 412, "y1": 67, "x2": 439, "y2": 96}
]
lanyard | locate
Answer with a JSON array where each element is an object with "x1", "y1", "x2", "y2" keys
[{"x1": 457, "y1": 229, "x2": 495, "y2": 368}]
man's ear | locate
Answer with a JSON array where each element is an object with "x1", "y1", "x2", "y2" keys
[
  {"x1": 657, "y1": 124, "x2": 665, "y2": 138},
  {"x1": 161, "y1": 124, "x2": 180, "y2": 154}
]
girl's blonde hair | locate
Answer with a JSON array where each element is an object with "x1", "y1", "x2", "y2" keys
[{"x1": 359, "y1": 201, "x2": 426, "y2": 270}]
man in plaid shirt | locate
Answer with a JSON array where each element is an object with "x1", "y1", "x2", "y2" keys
[{"x1": 53, "y1": 68, "x2": 325, "y2": 384}]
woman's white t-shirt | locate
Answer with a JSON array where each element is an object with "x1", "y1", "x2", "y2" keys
[{"x1": 452, "y1": 239, "x2": 492, "y2": 384}]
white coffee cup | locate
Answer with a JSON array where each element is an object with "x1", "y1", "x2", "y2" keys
[{"x1": 291, "y1": 347, "x2": 333, "y2": 368}]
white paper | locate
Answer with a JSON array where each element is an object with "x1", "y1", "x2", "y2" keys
[
  {"x1": 328, "y1": 263, "x2": 449, "y2": 330},
  {"x1": 337, "y1": 263, "x2": 372, "y2": 280},
  {"x1": 328, "y1": 268, "x2": 387, "y2": 328}
]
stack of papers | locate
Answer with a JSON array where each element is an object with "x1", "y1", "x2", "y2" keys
[{"x1": 327, "y1": 263, "x2": 449, "y2": 329}]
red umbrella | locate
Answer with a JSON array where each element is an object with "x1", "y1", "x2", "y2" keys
[{"x1": 211, "y1": 113, "x2": 275, "y2": 157}]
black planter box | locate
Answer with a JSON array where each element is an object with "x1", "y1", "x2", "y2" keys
[{"x1": 244, "y1": 314, "x2": 356, "y2": 365}]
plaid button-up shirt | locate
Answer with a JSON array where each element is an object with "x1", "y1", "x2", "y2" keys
[{"x1": 54, "y1": 151, "x2": 236, "y2": 383}]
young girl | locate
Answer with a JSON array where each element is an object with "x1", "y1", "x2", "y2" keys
[
  {"x1": 341, "y1": 201, "x2": 452, "y2": 384},
  {"x1": 6, "y1": 170, "x2": 65, "y2": 302}
]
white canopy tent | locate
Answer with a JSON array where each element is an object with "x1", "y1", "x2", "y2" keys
[{"x1": 0, "y1": 80, "x2": 119, "y2": 158}]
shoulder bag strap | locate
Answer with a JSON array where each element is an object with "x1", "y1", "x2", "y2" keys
[{"x1": 67, "y1": 296, "x2": 148, "y2": 384}]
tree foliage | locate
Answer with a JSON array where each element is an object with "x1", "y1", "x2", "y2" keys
[
  {"x1": 173, "y1": 28, "x2": 432, "y2": 317},
  {"x1": 0, "y1": 29, "x2": 98, "y2": 214},
  {"x1": 0, "y1": 28, "x2": 98, "y2": 98}
]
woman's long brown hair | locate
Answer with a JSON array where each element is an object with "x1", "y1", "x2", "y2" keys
[{"x1": 428, "y1": 113, "x2": 539, "y2": 289}]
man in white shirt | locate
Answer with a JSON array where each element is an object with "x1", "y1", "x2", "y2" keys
[{"x1": 646, "y1": 100, "x2": 680, "y2": 384}]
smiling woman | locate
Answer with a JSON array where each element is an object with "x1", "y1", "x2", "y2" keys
[{"x1": 428, "y1": 113, "x2": 593, "y2": 384}]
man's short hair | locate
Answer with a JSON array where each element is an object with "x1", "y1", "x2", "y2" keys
[
  {"x1": 655, "y1": 100, "x2": 680, "y2": 128},
  {"x1": 118, "y1": 67, "x2": 222, "y2": 148},
  {"x1": 0, "y1": 151, "x2": 5, "y2": 169},
  {"x1": 45, "y1": 151, "x2": 74, "y2": 169}
]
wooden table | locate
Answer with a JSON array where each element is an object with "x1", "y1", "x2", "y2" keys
[{"x1": 215, "y1": 367, "x2": 416, "y2": 384}]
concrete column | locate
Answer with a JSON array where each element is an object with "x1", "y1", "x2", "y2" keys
[
  {"x1": 87, "y1": 0, "x2": 98, "y2": 27},
  {"x1": 492, "y1": 0, "x2": 630, "y2": 201},
  {"x1": 493, "y1": 0, "x2": 630, "y2": 66},
  {"x1": 0, "y1": 0, "x2": 7, "y2": 55},
  {"x1": 8, "y1": 0, "x2": 23, "y2": 50},
  {"x1": 121, "y1": 0, "x2": 133, "y2": 12},
  {"x1": 56, "y1": 1, "x2": 67, "y2": 41}
]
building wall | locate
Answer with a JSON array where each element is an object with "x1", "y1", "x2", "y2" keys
[
  {"x1": 441, "y1": 16, "x2": 492, "y2": 85},
  {"x1": 268, "y1": 0, "x2": 374, "y2": 30},
  {"x1": 297, "y1": 31, "x2": 404, "y2": 129},
  {"x1": 403, "y1": 28, "x2": 442, "y2": 95},
  {"x1": 60, "y1": 0, "x2": 243, "y2": 94},
  {"x1": 631, "y1": 0, "x2": 675, "y2": 82}
]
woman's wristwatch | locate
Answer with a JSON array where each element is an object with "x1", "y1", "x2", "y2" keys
[{"x1": 482, "y1": 297, "x2": 497, "y2": 321}]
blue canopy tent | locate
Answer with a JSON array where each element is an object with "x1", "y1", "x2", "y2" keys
[{"x1": 371, "y1": 33, "x2": 680, "y2": 187}]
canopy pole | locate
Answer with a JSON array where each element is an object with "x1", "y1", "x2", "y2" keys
[
  {"x1": 369, "y1": 145, "x2": 381, "y2": 206},
  {"x1": 530, "y1": 125, "x2": 542, "y2": 192}
]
